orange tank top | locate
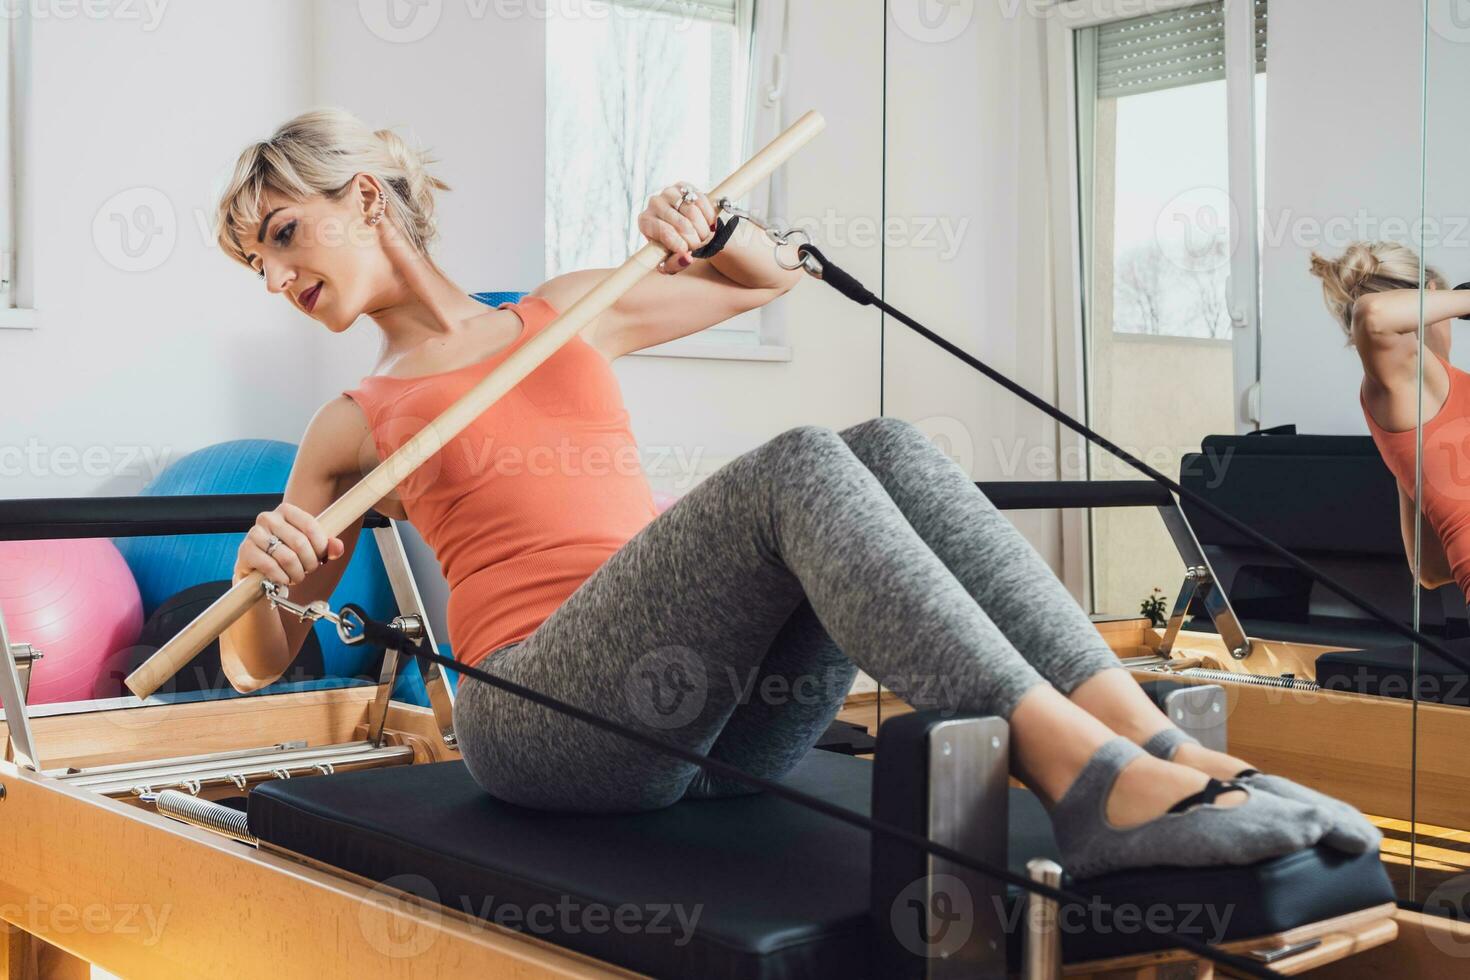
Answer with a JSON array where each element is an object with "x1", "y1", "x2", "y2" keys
[
  {"x1": 343, "y1": 296, "x2": 657, "y2": 667},
  {"x1": 1362, "y1": 352, "x2": 1470, "y2": 598}
]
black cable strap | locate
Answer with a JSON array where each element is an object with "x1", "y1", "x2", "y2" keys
[
  {"x1": 692, "y1": 215, "x2": 743, "y2": 260},
  {"x1": 797, "y1": 242, "x2": 1470, "y2": 676},
  {"x1": 342, "y1": 605, "x2": 1282, "y2": 979}
]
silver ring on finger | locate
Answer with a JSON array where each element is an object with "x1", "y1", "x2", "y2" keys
[
  {"x1": 678, "y1": 184, "x2": 697, "y2": 207},
  {"x1": 264, "y1": 534, "x2": 282, "y2": 558}
]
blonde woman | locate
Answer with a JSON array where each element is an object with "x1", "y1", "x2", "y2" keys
[
  {"x1": 1310, "y1": 241, "x2": 1470, "y2": 594},
  {"x1": 209, "y1": 108, "x2": 1373, "y2": 876}
]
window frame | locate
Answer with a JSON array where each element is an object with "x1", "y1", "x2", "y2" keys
[
  {"x1": 0, "y1": 1, "x2": 35, "y2": 330},
  {"x1": 1043, "y1": 0, "x2": 1264, "y2": 604},
  {"x1": 546, "y1": 0, "x2": 791, "y2": 363}
]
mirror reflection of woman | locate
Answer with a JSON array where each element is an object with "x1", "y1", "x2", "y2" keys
[{"x1": 1311, "y1": 241, "x2": 1470, "y2": 595}]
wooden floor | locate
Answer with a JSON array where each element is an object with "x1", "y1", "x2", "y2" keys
[
  {"x1": 1375, "y1": 814, "x2": 1470, "y2": 900},
  {"x1": 834, "y1": 692, "x2": 911, "y2": 741},
  {"x1": 837, "y1": 693, "x2": 1470, "y2": 906}
]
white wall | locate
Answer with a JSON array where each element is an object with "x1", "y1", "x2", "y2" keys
[
  {"x1": 1259, "y1": 0, "x2": 1436, "y2": 433},
  {"x1": 0, "y1": 1, "x2": 316, "y2": 498},
  {"x1": 883, "y1": 2, "x2": 1066, "y2": 559},
  {"x1": 307, "y1": 0, "x2": 546, "y2": 395},
  {"x1": 1423, "y1": 15, "x2": 1470, "y2": 362}
]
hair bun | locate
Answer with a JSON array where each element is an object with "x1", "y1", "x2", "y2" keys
[
  {"x1": 372, "y1": 126, "x2": 450, "y2": 248},
  {"x1": 1308, "y1": 240, "x2": 1442, "y2": 339},
  {"x1": 1308, "y1": 252, "x2": 1338, "y2": 280}
]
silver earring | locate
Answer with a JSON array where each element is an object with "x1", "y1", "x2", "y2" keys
[{"x1": 367, "y1": 202, "x2": 386, "y2": 227}]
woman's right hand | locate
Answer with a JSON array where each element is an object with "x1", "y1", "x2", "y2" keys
[{"x1": 235, "y1": 503, "x2": 346, "y2": 589}]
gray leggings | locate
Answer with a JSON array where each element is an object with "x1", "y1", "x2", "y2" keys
[{"x1": 454, "y1": 417, "x2": 1119, "y2": 812}]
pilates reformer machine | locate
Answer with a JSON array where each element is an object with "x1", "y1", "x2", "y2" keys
[
  {"x1": 0, "y1": 487, "x2": 1428, "y2": 980},
  {"x1": 1, "y1": 111, "x2": 1465, "y2": 979}
]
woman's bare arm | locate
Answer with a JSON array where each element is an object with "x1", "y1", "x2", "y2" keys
[
  {"x1": 1352, "y1": 289, "x2": 1469, "y2": 430},
  {"x1": 533, "y1": 259, "x2": 799, "y2": 360},
  {"x1": 531, "y1": 184, "x2": 803, "y2": 360},
  {"x1": 219, "y1": 396, "x2": 380, "y2": 692}
]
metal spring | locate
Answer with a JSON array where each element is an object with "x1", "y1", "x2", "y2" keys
[
  {"x1": 154, "y1": 789, "x2": 256, "y2": 845},
  {"x1": 1180, "y1": 667, "x2": 1320, "y2": 691}
]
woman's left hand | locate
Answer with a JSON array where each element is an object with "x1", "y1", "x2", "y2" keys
[{"x1": 640, "y1": 183, "x2": 719, "y2": 275}]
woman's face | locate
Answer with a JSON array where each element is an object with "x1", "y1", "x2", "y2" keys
[{"x1": 239, "y1": 184, "x2": 395, "y2": 333}]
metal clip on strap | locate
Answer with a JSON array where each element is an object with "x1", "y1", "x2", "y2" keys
[
  {"x1": 698, "y1": 199, "x2": 823, "y2": 277},
  {"x1": 262, "y1": 581, "x2": 369, "y2": 648},
  {"x1": 338, "y1": 603, "x2": 420, "y2": 654}
]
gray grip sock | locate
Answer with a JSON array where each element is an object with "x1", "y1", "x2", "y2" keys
[
  {"x1": 1141, "y1": 726, "x2": 1198, "y2": 761},
  {"x1": 1236, "y1": 772, "x2": 1382, "y2": 855},
  {"x1": 1141, "y1": 728, "x2": 1379, "y2": 856},
  {"x1": 1051, "y1": 737, "x2": 1332, "y2": 879}
]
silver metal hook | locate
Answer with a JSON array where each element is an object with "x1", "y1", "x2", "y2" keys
[
  {"x1": 716, "y1": 197, "x2": 824, "y2": 279},
  {"x1": 336, "y1": 606, "x2": 367, "y2": 646},
  {"x1": 262, "y1": 581, "x2": 341, "y2": 626}
]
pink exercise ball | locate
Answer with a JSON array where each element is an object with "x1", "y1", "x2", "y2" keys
[{"x1": 0, "y1": 539, "x2": 144, "y2": 705}]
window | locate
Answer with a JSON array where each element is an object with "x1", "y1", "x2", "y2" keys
[
  {"x1": 547, "y1": 0, "x2": 789, "y2": 360},
  {"x1": 1080, "y1": 0, "x2": 1266, "y2": 341},
  {"x1": 1053, "y1": 0, "x2": 1266, "y2": 616},
  {"x1": 0, "y1": 3, "x2": 34, "y2": 329}
]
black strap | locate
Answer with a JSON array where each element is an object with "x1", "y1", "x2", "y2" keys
[
  {"x1": 796, "y1": 242, "x2": 1470, "y2": 678},
  {"x1": 340, "y1": 604, "x2": 1282, "y2": 980},
  {"x1": 1167, "y1": 778, "x2": 1244, "y2": 815},
  {"x1": 691, "y1": 215, "x2": 742, "y2": 260}
]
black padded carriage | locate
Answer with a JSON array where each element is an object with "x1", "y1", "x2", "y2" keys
[
  {"x1": 1181, "y1": 430, "x2": 1470, "y2": 705},
  {"x1": 1316, "y1": 641, "x2": 1470, "y2": 707},
  {"x1": 1181, "y1": 430, "x2": 1469, "y2": 647},
  {"x1": 249, "y1": 739, "x2": 1394, "y2": 979}
]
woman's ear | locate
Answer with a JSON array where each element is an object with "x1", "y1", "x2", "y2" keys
[{"x1": 351, "y1": 173, "x2": 385, "y2": 222}]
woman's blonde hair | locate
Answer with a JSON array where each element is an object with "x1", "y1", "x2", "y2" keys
[
  {"x1": 214, "y1": 108, "x2": 449, "y2": 265},
  {"x1": 1308, "y1": 241, "x2": 1446, "y2": 337}
]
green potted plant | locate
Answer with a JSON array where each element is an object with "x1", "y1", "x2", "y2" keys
[{"x1": 1140, "y1": 587, "x2": 1168, "y2": 628}]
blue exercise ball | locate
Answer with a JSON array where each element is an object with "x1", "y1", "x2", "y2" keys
[
  {"x1": 469, "y1": 290, "x2": 525, "y2": 307},
  {"x1": 114, "y1": 439, "x2": 427, "y2": 704}
]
